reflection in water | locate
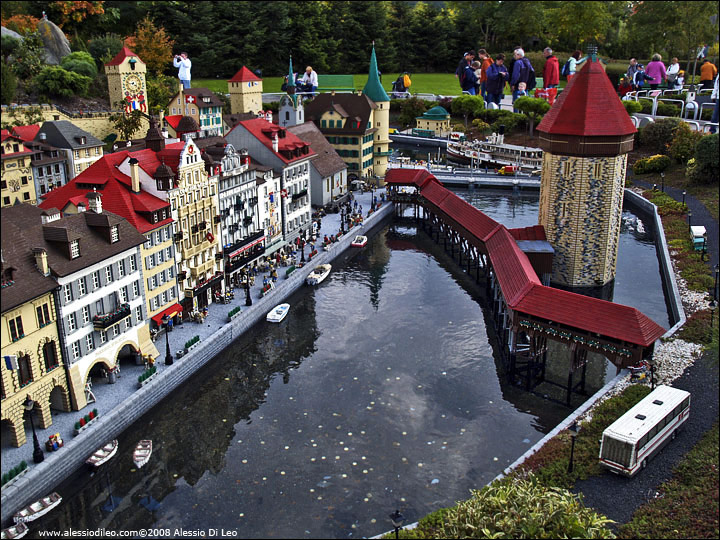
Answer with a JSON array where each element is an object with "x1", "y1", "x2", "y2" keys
[{"x1": 33, "y1": 191, "x2": 670, "y2": 539}]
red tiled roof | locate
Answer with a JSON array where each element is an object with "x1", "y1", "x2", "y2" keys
[
  {"x1": 228, "y1": 66, "x2": 261, "y2": 83},
  {"x1": 1, "y1": 129, "x2": 10, "y2": 141},
  {"x1": 11, "y1": 124, "x2": 41, "y2": 142},
  {"x1": 516, "y1": 286, "x2": 666, "y2": 347},
  {"x1": 486, "y1": 227, "x2": 541, "y2": 306},
  {"x1": 164, "y1": 115, "x2": 183, "y2": 130},
  {"x1": 537, "y1": 60, "x2": 636, "y2": 137},
  {"x1": 39, "y1": 152, "x2": 171, "y2": 234},
  {"x1": 412, "y1": 171, "x2": 665, "y2": 347},
  {"x1": 229, "y1": 118, "x2": 316, "y2": 164},
  {"x1": 105, "y1": 46, "x2": 144, "y2": 66},
  {"x1": 509, "y1": 225, "x2": 547, "y2": 241},
  {"x1": 384, "y1": 168, "x2": 438, "y2": 189}
]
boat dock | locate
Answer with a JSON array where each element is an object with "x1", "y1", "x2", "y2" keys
[{"x1": 387, "y1": 164, "x2": 541, "y2": 189}]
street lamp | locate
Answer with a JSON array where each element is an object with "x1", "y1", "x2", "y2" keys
[
  {"x1": 245, "y1": 272, "x2": 253, "y2": 307},
  {"x1": 340, "y1": 207, "x2": 345, "y2": 234},
  {"x1": 682, "y1": 190, "x2": 686, "y2": 206},
  {"x1": 300, "y1": 235, "x2": 306, "y2": 263},
  {"x1": 389, "y1": 509, "x2": 406, "y2": 540},
  {"x1": 660, "y1": 172, "x2": 665, "y2": 192},
  {"x1": 714, "y1": 264, "x2": 719, "y2": 303},
  {"x1": 567, "y1": 421, "x2": 580, "y2": 473},
  {"x1": 688, "y1": 210, "x2": 692, "y2": 232},
  {"x1": 653, "y1": 183, "x2": 657, "y2": 191},
  {"x1": 162, "y1": 314, "x2": 173, "y2": 366},
  {"x1": 709, "y1": 299, "x2": 717, "y2": 342},
  {"x1": 23, "y1": 397, "x2": 44, "y2": 463}
]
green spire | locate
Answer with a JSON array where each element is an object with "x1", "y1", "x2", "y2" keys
[
  {"x1": 287, "y1": 54, "x2": 297, "y2": 107},
  {"x1": 362, "y1": 42, "x2": 389, "y2": 103}
]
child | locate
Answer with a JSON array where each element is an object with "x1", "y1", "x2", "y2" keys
[
  {"x1": 472, "y1": 61, "x2": 483, "y2": 96},
  {"x1": 674, "y1": 70, "x2": 685, "y2": 90},
  {"x1": 516, "y1": 81, "x2": 528, "y2": 97}
]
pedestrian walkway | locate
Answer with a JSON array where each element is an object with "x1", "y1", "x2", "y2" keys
[{"x1": 0, "y1": 186, "x2": 387, "y2": 476}]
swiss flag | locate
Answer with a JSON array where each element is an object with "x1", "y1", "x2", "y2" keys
[{"x1": 185, "y1": 95, "x2": 196, "y2": 104}]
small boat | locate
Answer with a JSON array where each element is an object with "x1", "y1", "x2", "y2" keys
[
  {"x1": 86, "y1": 440, "x2": 118, "y2": 469},
  {"x1": 1, "y1": 522, "x2": 28, "y2": 539},
  {"x1": 13, "y1": 493, "x2": 62, "y2": 523},
  {"x1": 351, "y1": 235, "x2": 367, "y2": 248},
  {"x1": 306, "y1": 264, "x2": 331, "y2": 285},
  {"x1": 267, "y1": 303, "x2": 290, "y2": 323},
  {"x1": 133, "y1": 440, "x2": 152, "y2": 469}
]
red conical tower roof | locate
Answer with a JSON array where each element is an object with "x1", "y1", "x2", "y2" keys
[
  {"x1": 228, "y1": 66, "x2": 262, "y2": 83},
  {"x1": 538, "y1": 60, "x2": 636, "y2": 137},
  {"x1": 105, "y1": 46, "x2": 144, "y2": 66}
]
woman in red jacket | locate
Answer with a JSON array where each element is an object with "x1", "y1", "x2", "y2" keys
[{"x1": 542, "y1": 47, "x2": 559, "y2": 105}]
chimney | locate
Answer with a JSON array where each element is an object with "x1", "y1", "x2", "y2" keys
[
  {"x1": 87, "y1": 190, "x2": 102, "y2": 213},
  {"x1": 39, "y1": 132, "x2": 47, "y2": 142},
  {"x1": 129, "y1": 157, "x2": 141, "y2": 192},
  {"x1": 77, "y1": 201, "x2": 86, "y2": 213},
  {"x1": 272, "y1": 133, "x2": 279, "y2": 153},
  {"x1": 32, "y1": 248, "x2": 50, "y2": 276}
]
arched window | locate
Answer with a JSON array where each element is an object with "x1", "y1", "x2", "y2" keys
[
  {"x1": 44, "y1": 341, "x2": 59, "y2": 371},
  {"x1": 18, "y1": 355, "x2": 33, "y2": 386}
]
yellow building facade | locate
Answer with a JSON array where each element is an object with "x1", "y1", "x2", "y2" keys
[
  {"x1": 1, "y1": 134, "x2": 37, "y2": 208},
  {"x1": 228, "y1": 67, "x2": 264, "y2": 115},
  {"x1": 1, "y1": 292, "x2": 71, "y2": 448}
]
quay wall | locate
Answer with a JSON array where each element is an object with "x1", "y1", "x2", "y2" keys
[{"x1": 0, "y1": 205, "x2": 394, "y2": 524}]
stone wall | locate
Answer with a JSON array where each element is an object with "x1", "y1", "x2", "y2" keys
[{"x1": 0, "y1": 203, "x2": 393, "y2": 523}]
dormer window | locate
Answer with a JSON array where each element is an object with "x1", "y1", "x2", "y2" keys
[
  {"x1": 70, "y1": 240, "x2": 80, "y2": 259},
  {"x1": 110, "y1": 225, "x2": 119, "y2": 243}
]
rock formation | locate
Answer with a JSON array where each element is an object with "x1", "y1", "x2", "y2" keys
[{"x1": 37, "y1": 17, "x2": 71, "y2": 65}]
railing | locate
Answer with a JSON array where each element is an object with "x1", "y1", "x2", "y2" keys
[{"x1": 93, "y1": 303, "x2": 130, "y2": 330}]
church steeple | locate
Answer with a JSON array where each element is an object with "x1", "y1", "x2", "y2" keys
[
  {"x1": 362, "y1": 42, "x2": 390, "y2": 103},
  {"x1": 287, "y1": 55, "x2": 297, "y2": 107}
]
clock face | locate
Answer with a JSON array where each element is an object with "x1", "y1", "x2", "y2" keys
[{"x1": 125, "y1": 74, "x2": 143, "y2": 91}]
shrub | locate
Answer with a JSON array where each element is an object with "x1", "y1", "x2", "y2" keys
[
  {"x1": 1, "y1": 35, "x2": 21, "y2": 61},
  {"x1": 686, "y1": 133, "x2": 719, "y2": 185},
  {"x1": 61, "y1": 51, "x2": 98, "y2": 79},
  {"x1": 32, "y1": 66, "x2": 92, "y2": 99},
  {"x1": 397, "y1": 96, "x2": 428, "y2": 128},
  {"x1": 633, "y1": 154, "x2": 671, "y2": 174},
  {"x1": 88, "y1": 33, "x2": 124, "y2": 67},
  {"x1": 450, "y1": 94, "x2": 485, "y2": 123},
  {"x1": 1, "y1": 61, "x2": 17, "y2": 105},
  {"x1": 11, "y1": 32, "x2": 45, "y2": 80},
  {"x1": 471, "y1": 118, "x2": 491, "y2": 133},
  {"x1": 437, "y1": 476, "x2": 615, "y2": 539},
  {"x1": 668, "y1": 122, "x2": 703, "y2": 164},
  {"x1": 639, "y1": 117, "x2": 682, "y2": 154},
  {"x1": 622, "y1": 100, "x2": 643, "y2": 115}
]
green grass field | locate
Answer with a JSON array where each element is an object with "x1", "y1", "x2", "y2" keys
[{"x1": 194, "y1": 73, "x2": 473, "y2": 96}]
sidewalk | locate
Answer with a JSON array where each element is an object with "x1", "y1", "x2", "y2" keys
[{"x1": 1, "y1": 186, "x2": 386, "y2": 477}]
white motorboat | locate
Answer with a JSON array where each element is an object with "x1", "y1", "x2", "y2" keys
[
  {"x1": 1, "y1": 522, "x2": 28, "y2": 539},
  {"x1": 86, "y1": 440, "x2": 118, "y2": 469},
  {"x1": 306, "y1": 264, "x2": 331, "y2": 285},
  {"x1": 267, "y1": 303, "x2": 290, "y2": 323},
  {"x1": 351, "y1": 235, "x2": 367, "y2": 248},
  {"x1": 13, "y1": 493, "x2": 62, "y2": 523},
  {"x1": 133, "y1": 440, "x2": 152, "y2": 469}
]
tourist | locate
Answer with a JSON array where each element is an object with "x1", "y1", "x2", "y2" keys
[
  {"x1": 485, "y1": 53, "x2": 508, "y2": 106},
  {"x1": 461, "y1": 60, "x2": 478, "y2": 95},
  {"x1": 674, "y1": 71, "x2": 685, "y2": 90},
  {"x1": 566, "y1": 50, "x2": 587, "y2": 81},
  {"x1": 478, "y1": 49, "x2": 493, "y2": 101},
  {"x1": 710, "y1": 74, "x2": 718, "y2": 134},
  {"x1": 542, "y1": 47, "x2": 559, "y2": 105},
  {"x1": 471, "y1": 60, "x2": 483, "y2": 96},
  {"x1": 299, "y1": 66, "x2": 318, "y2": 96},
  {"x1": 626, "y1": 58, "x2": 640, "y2": 88},
  {"x1": 455, "y1": 51, "x2": 475, "y2": 91},
  {"x1": 700, "y1": 58, "x2": 717, "y2": 91},
  {"x1": 618, "y1": 77, "x2": 634, "y2": 97},
  {"x1": 666, "y1": 57, "x2": 681, "y2": 89},
  {"x1": 632, "y1": 64, "x2": 653, "y2": 90},
  {"x1": 173, "y1": 52, "x2": 192, "y2": 89},
  {"x1": 645, "y1": 54, "x2": 667, "y2": 90},
  {"x1": 510, "y1": 48, "x2": 534, "y2": 110}
]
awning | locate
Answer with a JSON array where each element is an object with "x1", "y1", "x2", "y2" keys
[
  {"x1": 229, "y1": 235, "x2": 265, "y2": 258},
  {"x1": 151, "y1": 303, "x2": 183, "y2": 325}
]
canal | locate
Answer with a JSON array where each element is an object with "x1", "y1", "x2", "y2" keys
[{"x1": 32, "y1": 191, "x2": 670, "y2": 539}]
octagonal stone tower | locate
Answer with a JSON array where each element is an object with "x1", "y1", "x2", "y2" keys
[{"x1": 536, "y1": 59, "x2": 637, "y2": 289}]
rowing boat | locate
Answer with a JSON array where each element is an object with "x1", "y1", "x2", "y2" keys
[
  {"x1": 86, "y1": 440, "x2": 118, "y2": 469},
  {"x1": 133, "y1": 440, "x2": 152, "y2": 469},
  {"x1": 13, "y1": 493, "x2": 62, "y2": 523}
]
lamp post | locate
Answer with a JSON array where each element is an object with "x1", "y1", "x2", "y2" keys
[
  {"x1": 162, "y1": 314, "x2": 173, "y2": 365},
  {"x1": 682, "y1": 190, "x2": 686, "y2": 206},
  {"x1": 653, "y1": 183, "x2": 657, "y2": 191},
  {"x1": 660, "y1": 172, "x2": 665, "y2": 192},
  {"x1": 688, "y1": 210, "x2": 692, "y2": 232},
  {"x1": 709, "y1": 300, "x2": 716, "y2": 342},
  {"x1": 24, "y1": 397, "x2": 44, "y2": 463},
  {"x1": 300, "y1": 234, "x2": 306, "y2": 263},
  {"x1": 389, "y1": 509, "x2": 405, "y2": 540},
  {"x1": 714, "y1": 264, "x2": 719, "y2": 303},
  {"x1": 340, "y1": 207, "x2": 345, "y2": 234},
  {"x1": 245, "y1": 272, "x2": 252, "y2": 306},
  {"x1": 567, "y1": 421, "x2": 580, "y2": 473}
]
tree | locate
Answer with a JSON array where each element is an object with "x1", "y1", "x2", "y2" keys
[
  {"x1": 88, "y1": 33, "x2": 123, "y2": 67},
  {"x1": 110, "y1": 102, "x2": 144, "y2": 141},
  {"x1": 32, "y1": 65, "x2": 91, "y2": 98},
  {"x1": 513, "y1": 96, "x2": 550, "y2": 135},
  {"x1": 46, "y1": 1, "x2": 106, "y2": 37},
  {"x1": 125, "y1": 16, "x2": 174, "y2": 76},
  {"x1": 145, "y1": 74, "x2": 177, "y2": 115},
  {"x1": 61, "y1": 51, "x2": 97, "y2": 78},
  {"x1": 1, "y1": 60, "x2": 17, "y2": 105},
  {"x1": 547, "y1": 1, "x2": 615, "y2": 50},
  {"x1": 397, "y1": 97, "x2": 428, "y2": 129},
  {"x1": 11, "y1": 31, "x2": 45, "y2": 80},
  {"x1": 450, "y1": 95, "x2": 485, "y2": 127},
  {"x1": 0, "y1": 13, "x2": 40, "y2": 35}
]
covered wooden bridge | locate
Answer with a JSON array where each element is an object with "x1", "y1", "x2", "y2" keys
[{"x1": 385, "y1": 168, "x2": 666, "y2": 403}]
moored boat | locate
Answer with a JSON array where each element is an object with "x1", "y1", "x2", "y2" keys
[
  {"x1": 86, "y1": 440, "x2": 118, "y2": 469},
  {"x1": 1, "y1": 522, "x2": 28, "y2": 539},
  {"x1": 267, "y1": 303, "x2": 290, "y2": 323},
  {"x1": 13, "y1": 493, "x2": 62, "y2": 523},
  {"x1": 447, "y1": 132, "x2": 543, "y2": 171},
  {"x1": 351, "y1": 235, "x2": 367, "y2": 248},
  {"x1": 133, "y1": 440, "x2": 152, "y2": 469},
  {"x1": 306, "y1": 264, "x2": 331, "y2": 285}
]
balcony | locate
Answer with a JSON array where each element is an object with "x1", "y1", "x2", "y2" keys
[
  {"x1": 174, "y1": 232, "x2": 184, "y2": 242},
  {"x1": 291, "y1": 189, "x2": 308, "y2": 201},
  {"x1": 243, "y1": 216, "x2": 253, "y2": 225},
  {"x1": 93, "y1": 303, "x2": 131, "y2": 330}
]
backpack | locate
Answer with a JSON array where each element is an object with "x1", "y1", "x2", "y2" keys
[
  {"x1": 525, "y1": 59, "x2": 537, "y2": 91},
  {"x1": 403, "y1": 73, "x2": 411, "y2": 89},
  {"x1": 561, "y1": 59, "x2": 571, "y2": 77}
]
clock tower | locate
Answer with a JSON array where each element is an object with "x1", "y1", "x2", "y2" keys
[{"x1": 105, "y1": 46, "x2": 148, "y2": 115}]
